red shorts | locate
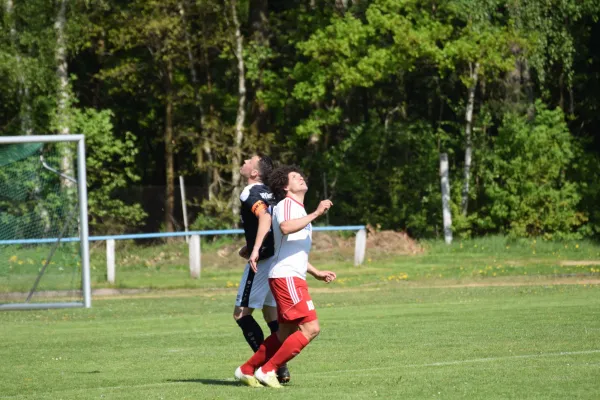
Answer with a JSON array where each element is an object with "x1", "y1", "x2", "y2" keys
[{"x1": 268, "y1": 277, "x2": 317, "y2": 325}]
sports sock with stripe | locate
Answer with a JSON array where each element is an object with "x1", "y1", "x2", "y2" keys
[
  {"x1": 236, "y1": 315, "x2": 264, "y2": 353},
  {"x1": 241, "y1": 333, "x2": 281, "y2": 375},
  {"x1": 261, "y1": 331, "x2": 309, "y2": 373}
]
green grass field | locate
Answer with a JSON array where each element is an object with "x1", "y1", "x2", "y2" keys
[
  {"x1": 1, "y1": 283, "x2": 599, "y2": 399},
  {"x1": 1, "y1": 236, "x2": 600, "y2": 399}
]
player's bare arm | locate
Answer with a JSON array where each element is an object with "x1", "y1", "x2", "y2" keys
[
  {"x1": 307, "y1": 262, "x2": 336, "y2": 283},
  {"x1": 279, "y1": 200, "x2": 333, "y2": 235},
  {"x1": 248, "y1": 208, "x2": 272, "y2": 273}
]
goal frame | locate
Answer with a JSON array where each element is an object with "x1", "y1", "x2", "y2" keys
[{"x1": 0, "y1": 135, "x2": 91, "y2": 310}]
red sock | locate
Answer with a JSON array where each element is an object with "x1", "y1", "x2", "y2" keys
[
  {"x1": 240, "y1": 333, "x2": 281, "y2": 375},
  {"x1": 262, "y1": 331, "x2": 309, "y2": 373}
]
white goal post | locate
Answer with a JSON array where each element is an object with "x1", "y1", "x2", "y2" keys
[{"x1": 0, "y1": 135, "x2": 91, "y2": 310}]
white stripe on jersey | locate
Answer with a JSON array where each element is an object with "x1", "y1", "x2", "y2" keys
[
  {"x1": 286, "y1": 276, "x2": 300, "y2": 304},
  {"x1": 269, "y1": 197, "x2": 312, "y2": 280}
]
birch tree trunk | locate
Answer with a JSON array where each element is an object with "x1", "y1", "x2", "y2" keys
[
  {"x1": 248, "y1": 0, "x2": 269, "y2": 135},
  {"x1": 55, "y1": 0, "x2": 73, "y2": 188},
  {"x1": 5, "y1": 0, "x2": 32, "y2": 135},
  {"x1": 164, "y1": 60, "x2": 175, "y2": 233},
  {"x1": 335, "y1": 0, "x2": 349, "y2": 13},
  {"x1": 461, "y1": 62, "x2": 479, "y2": 216},
  {"x1": 230, "y1": 0, "x2": 246, "y2": 221},
  {"x1": 179, "y1": 1, "x2": 207, "y2": 140},
  {"x1": 199, "y1": 15, "x2": 221, "y2": 201},
  {"x1": 440, "y1": 153, "x2": 453, "y2": 244}
]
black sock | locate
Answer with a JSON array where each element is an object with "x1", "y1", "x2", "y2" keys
[
  {"x1": 236, "y1": 315, "x2": 264, "y2": 352},
  {"x1": 267, "y1": 320, "x2": 279, "y2": 334}
]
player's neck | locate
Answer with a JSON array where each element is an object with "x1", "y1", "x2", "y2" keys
[
  {"x1": 286, "y1": 192, "x2": 305, "y2": 205},
  {"x1": 246, "y1": 177, "x2": 262, "y2": 186}
]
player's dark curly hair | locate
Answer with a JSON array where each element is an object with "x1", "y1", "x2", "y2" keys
[
  {"x1": 267, "y1": 165, "x2": 306, "y2": 202},
  {"x1": 256, "y1": 153, "x2": 274, "y2": 183}
]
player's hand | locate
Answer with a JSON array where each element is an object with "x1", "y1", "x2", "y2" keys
[
  {"x1": 248, "y1": 249, "x2": 260, "y2": 273},
  {"x1": 315, "y1": 270, "x2": 336, "y2": 283},
  {"x1": 238, "y1": 245, "x2": 249, "y2": 259},
  {"x1": 315, "y1": 200, "x2": 333, "y2": 216}
]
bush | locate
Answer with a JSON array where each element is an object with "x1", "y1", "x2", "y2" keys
[{"x1": 484, "y1": 101, "x2": 586, "y2": 239}]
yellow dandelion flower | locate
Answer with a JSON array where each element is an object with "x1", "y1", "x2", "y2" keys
[{"x1": 9, "y1": 255, "x2": 18, "y2": 263}]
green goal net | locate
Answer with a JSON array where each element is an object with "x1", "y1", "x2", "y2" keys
[{"x1": 0, "y1": 136, "x2": 91, "y2": 310}]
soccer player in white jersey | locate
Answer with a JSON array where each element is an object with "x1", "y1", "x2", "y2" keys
[
  {"x1": 234, "y1": 165, "x2": 336, "y2": 388},
  {"x1": 233, "y1": 154, "x2": 289, "y2": 383}
]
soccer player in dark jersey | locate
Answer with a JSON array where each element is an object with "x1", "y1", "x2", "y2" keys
[{"x1": 233, "y1": 154, "x2": 290, "y2": 383}]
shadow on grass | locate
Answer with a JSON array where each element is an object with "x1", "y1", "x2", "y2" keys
[{"x1": 168, "y1": 378, "x2": 240, "y2": 387}]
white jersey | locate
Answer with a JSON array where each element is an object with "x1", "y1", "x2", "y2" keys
[{"x1": 269, "y1": 197, "x2": 312, "y2": 280}]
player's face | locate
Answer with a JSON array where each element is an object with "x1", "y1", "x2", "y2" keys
[
  {"x1": 285, "y1": 171, "x2": 308, "y2": 194},
  {"x1": 240, "y1": 155, "x2": 260, "y2": 179}
]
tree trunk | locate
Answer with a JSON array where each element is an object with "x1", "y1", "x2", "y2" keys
[
  {"x1": 440, "y1": 153, "x2": 453, "y2": 244},
  {"x1": 55, "y1": 0, "x2": 73, "y2": 188},
  {"x1": 558, "y1": 72, "x2": 565, "y2": 111},
  {"x1": 248, "y1": 0, "x2": 269, "y2": 135},
  {"x1": 164, "y1": 60, "x2": 175, "y2": 233},
  {"x1": 179, "y1": 1, "x2": 207, "y2": 137},
  {"x1": 230, "y1": 0, "x2": 246, "y2": 222},
  {"x1": 200, "y1": 11, "x2": 221, "y2": 201},
  {"x1": 335, "y1": 0, "x2": 348, "y2": 13},
  {"x1": 180, "y1": 0, "x2": 217, "y2": 202},
  {"x1": 5, "y1": 0, "x2": 32, "y2": 135},
  {"x1": 569, "y1": 85, "x2": 574, "y2": 115},
  {"x1": 461, "y1": 62, "x2": 479, "y2": 216}
]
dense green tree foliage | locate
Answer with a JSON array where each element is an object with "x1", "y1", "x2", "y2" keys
[{"x1": 1, "y1": 0, "x2": 599, "y2": 238}]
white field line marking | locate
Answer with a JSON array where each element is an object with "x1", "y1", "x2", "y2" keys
[
  {"x1": 305, "y1": 349, "x2": 600, "y2": 377},
  {"x1": 1, "y1": 350, "x2": 599, "y2": 399}
]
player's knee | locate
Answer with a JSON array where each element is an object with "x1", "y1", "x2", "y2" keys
[
  {"x1": 233, "y1": 307, "x2": 252, "y2": 321},
  {"x1": 309, "y1": 326, "x2": 320, "y2": 340},
  {"x1": 302, "y1": 321, "x2": 320, "y2": 341}
]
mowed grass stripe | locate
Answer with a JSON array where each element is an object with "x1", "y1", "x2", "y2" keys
[{"x1": 1, "y1": 285, "x2": 599, "y2": 399}]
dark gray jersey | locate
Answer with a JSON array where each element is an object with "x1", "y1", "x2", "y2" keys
[{"x1": 240, "y1": 183, "x2": 275, "y2": 259}]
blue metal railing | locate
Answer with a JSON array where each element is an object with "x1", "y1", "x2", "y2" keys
[{"x1": 0, "y1": 225, "x2": 366, "y2": 246}]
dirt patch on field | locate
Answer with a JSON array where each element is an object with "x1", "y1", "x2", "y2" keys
[
  {"x1": 312, "y1": 225, "x2": 422, "y2": 255},
  {"x1": 560, "y1": 260, "x2": 600, "y2": 266},
  {"x1": 365, "y1": 226, "x2": 423, "y2": 254},
  {"x1": 427, "y1": 278, "x2": 600, "y2": 288}
]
